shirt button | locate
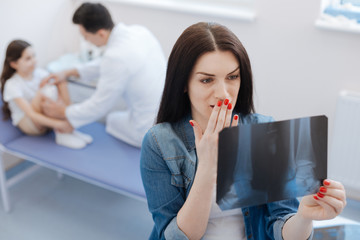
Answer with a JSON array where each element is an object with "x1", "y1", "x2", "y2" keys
[{"x1": 244, "y1": 211, "x2": 249, "y2": 216}]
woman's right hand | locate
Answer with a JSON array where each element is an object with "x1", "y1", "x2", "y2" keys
[{"x1": 190, "y1": 99, "x2": 239, "y2": 173}]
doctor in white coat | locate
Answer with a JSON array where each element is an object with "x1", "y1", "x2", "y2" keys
[{"x1": 41, "y1": 2, "x2": 166, "y2": 147}]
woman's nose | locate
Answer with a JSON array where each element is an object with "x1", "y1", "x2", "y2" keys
[{"x1": 214, "y1": 81, "x2": 229, "y2": 101}]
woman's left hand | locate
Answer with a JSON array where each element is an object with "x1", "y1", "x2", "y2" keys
[{"x1": 298, "y1": 179, "x2": 346, "y2": 220}]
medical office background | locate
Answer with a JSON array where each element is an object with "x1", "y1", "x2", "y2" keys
[{"x1": 0, "y1": 0, "x2": 360, "y2": 210}]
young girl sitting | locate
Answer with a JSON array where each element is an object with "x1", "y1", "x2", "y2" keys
[{"x1": 1, "y1": 39, "x2": 92, "y2": 149}]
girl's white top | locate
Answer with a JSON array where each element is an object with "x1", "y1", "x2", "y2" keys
[{"x1": 3, "y1": 68, "x2": 48, "y2": 125}]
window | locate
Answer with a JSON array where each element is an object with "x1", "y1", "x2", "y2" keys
[
  {"x1": 341, "y1": 0, "x2": 360, "y2": 7},
  {"x1": 107, "y1": 0, "x2": 255, "y2": 21},
  {"x1": 316, "y1": 0, "x2": 360, "y2": 33}
]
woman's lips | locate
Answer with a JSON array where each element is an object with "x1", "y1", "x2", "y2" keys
[{"x1": 210, "y1": 105, "x2": 215, "y2": 108}]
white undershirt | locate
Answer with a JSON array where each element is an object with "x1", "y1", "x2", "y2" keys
[{"x1": 202, "y1": 187, "x2": 247, "y2": 240}]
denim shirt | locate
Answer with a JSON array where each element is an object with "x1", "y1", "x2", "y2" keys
[{"x1": 140, "y1": 113, "x2": 312, "y2": 240}]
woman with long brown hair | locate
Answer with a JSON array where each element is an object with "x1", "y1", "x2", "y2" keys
[{"x1": 140, "y1": 22, "x2": 346, "y2": 240}]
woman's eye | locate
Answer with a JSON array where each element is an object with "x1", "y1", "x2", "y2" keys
[
  {"x1": 201, "y1": 78, "x2": 212, "y2": 83},
  {"x1": 228, "y1": 75, "x2": 239, "y2": 80}
]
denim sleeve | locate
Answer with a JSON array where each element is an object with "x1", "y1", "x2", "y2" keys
[
  {"x1": 140, "y1": 130, "x2": 188, "y2": 240},
  {"x1": 266, "y1": 199, "x2": 313, "y2": 240},
  {"x1": 273, "y1": 213, "x2": 314, "y2": 240},
  {"x1": 164, "y1": 217, "x2": 189, "y2": 239}
]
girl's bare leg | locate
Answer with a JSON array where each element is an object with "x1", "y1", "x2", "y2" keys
[
  {"x1": 19, "y1": 91, "x2": 49, "y2": 133},
  {"x1": 31, "y1": 91, "x2": 44, "y2": 116},
  {"x1": 56, "y1": 81, "x2": 71, "y2": 106}
]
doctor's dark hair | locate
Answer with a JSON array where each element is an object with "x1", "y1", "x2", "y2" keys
[
  {"x1": 72, "y1": 2, "x2": 114, "y2": 33},
  {"x1": 1, "y1": 40, "x2": 31, "y2": 120},
  {"x1": 156, "y1": 22, "x2": 255, "y2": 124}
]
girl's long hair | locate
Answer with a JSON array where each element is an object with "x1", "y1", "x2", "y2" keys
[
  {"x1": 1, "y1": 40, "x2": 31, "y2": 120},
  {"x1": 156, "y1": 22, "x2": 255, "y2": 124}
]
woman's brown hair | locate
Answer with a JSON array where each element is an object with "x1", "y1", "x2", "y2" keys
[
  {"x1": 1, "y1": 39, "x2": 31, "y2": 120},
  {"x1": 156, "y1": 22, "x2": 255, "y2": 124}
]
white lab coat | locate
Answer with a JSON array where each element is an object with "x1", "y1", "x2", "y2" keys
[{"x1": 66, "y1": 23, "x2": 166, "y2": 147}]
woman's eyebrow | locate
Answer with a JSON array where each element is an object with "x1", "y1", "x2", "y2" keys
[
  {"x1": 196, "y1": 72, "x2": 215, "y2": 76},
  {"x1": 196, "y1": 66, "x2": 240, "y2": 76},
  {"x1": 227, "y1": 67, "x2": 240, "y2": 75}
]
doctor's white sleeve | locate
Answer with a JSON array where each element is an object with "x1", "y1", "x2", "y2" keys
[
  {"x1": 75, "y1": 58, "x2": 101, "y2": 82},
  {"x1": 66, "y1": 57, "x2": 129, "y2": 128}
]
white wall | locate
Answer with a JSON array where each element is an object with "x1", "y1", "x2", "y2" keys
[
  {"x1": 0, "y1": 0, "x2": 78, "y2": 68},
  {"x1": 1, "y1": 0, "x2": 360, "y2": 143},
  {"x1": 97, "y1": 0, "x2": 360, "y2": 143}
]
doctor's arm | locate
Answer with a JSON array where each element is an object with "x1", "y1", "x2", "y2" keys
[
  {"x1": 54, "y1": 69, "x2": 80, "y2": 83},
  {"x1": 40, "y1": 79, "x2": 118, "y2": 123},
  {"x1": 63, "y1": 57, "x2": 129, "y2": 129},
  {"x1": 41, "y1": 57, "x2": 111, "y2": 121},
  {"x1": 42, "y1": 58, "x2": 101, "y2": 86}
]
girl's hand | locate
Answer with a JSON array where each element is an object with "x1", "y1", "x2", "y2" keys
[
  {"x1": 40, "y1": 72, "x2": 66, "y2": 88},
  {"x1": 190, "y1": 99, "x2": 239, "y2": 171},
  {"x1": 298, "y1": 179, "x2": 347, "y2": 220},
  {"x1": 40, "y1": 74, "x2": 59, "y2": 88}
]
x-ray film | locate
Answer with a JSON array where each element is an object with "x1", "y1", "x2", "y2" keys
[{"x1": 216, "y1": 115, "x2": 327, "y2": 210}]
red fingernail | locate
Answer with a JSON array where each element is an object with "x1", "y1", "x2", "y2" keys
[
  {"x1": 314, "y1": 195, "x2": 319, "y2": 200},
  {"x1": 324, "y1": 180, "x2": 330, "y2": 186},
  {"x1": 224, "y1": 99, "x2": 229, "y2": 105},
  {"x1": 189, "y1": 121, "x2": 194, "y2": 127},
  {"x1": 217, "y1": 100, "x2": 222, "y2": 107},
  {"x1": 320, "y1": 187, "x2": 327, "y2": 193},
  {"x1": 234, "y1": 115, "x2": 238, "y2": 120},
  {"x1": 317, "y1": 192, "x2": 324, "y2": 198},
  {"x1": 227, "y1": 103, "x2": 232, "y2": 110}
]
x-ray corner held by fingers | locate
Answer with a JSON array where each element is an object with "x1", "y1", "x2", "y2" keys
[{"x1": 216, "y1": 115, "x2": 328, "y2": 210}]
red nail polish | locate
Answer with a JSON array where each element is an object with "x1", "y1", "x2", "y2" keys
[
  {"x1": 217, "y1": 100, "x2": 222, "y2": 107},
  {"x1": 314, "y1": 195, "x2": 319, "y2": 200},
  {"x1": 224, "y1": 99, "x2": 229, "y2": 105},
  {"x1": 189, "y1": 121, "x2": 194, "y2": 127},
  {"x1": 234, "y1": 115, "x2": 238, "y2": 120},
  {"x1": 324, "y1": 180, "x2": 330, "y2": 186},
  {"x1": 317, "y1": 192, "x2": 324, "y2": 198},
  {"x1": 320, "y1": 187, "x2": 327, "y2": 193},
  {"x1": 227, "y1": 103, "x2": 232, "y2": 110}
]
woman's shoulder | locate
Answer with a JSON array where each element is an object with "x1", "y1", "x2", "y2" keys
[
  {"x1": 240, "y1": 113, "x2": 275, "y2": 125},
  {"x1": 142, "y1": 121, "x2": 190, "y2": 160},
  {"x1": 144, "y1": 122, "x2": 173, "y2": 142},
  {"x1": 142, "y1": 122, "x2": 178, "y2": 149},
  {"x1": 141, "y1": 123, "x2": 170, "y2": 163}
]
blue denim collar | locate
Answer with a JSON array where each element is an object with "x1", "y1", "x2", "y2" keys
[{"x1": 175, "y1": 113, "x2": 195, "y2": 152}]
